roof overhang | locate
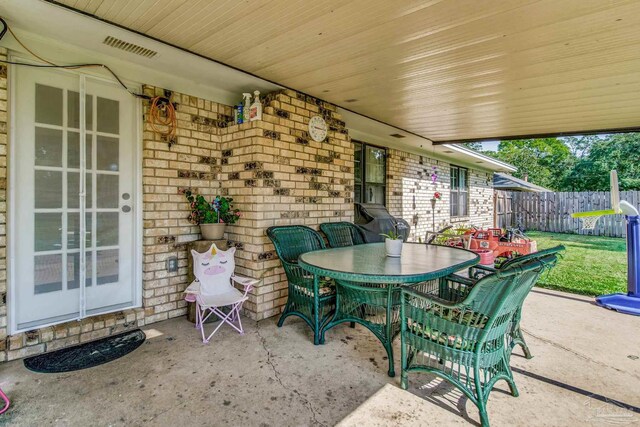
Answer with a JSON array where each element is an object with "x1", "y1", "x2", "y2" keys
[
  {"x1": 0, "y1": 0, "x2": 517, "y2": 172},
  {"x1": 19, "y1": 0, "x2": 640, "y2": 143}
]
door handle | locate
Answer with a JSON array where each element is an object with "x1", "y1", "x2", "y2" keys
[{"x1": 122, "y1": 205, "x2": 131, "y2": 213}]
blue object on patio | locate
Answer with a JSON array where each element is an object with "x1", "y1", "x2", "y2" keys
[
  {"x1": 596, "y1": 214, "x2": 640, "y2": 315},
  {"x1": 24, "y1": 329, "x2": 146, "y2": 373}
]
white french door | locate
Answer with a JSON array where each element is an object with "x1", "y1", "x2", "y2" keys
[{"x1": 12, "y1": 66, "x2": 139, "y2": 332}]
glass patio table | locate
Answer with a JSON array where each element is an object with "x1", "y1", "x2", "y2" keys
[{"x1": 299, "y1": 242, "x2": 479, "y2": 377}]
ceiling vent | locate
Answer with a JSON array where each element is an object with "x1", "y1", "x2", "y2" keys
[
  {"x1": 103, "y1": 36, "x2": 158, "y2": 59},
  {"x1": 389, "y1": 133, "x2": 406, "y2": 139}
]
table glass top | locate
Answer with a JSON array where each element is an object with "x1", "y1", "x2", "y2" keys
[{"x1": 299, "y1": 243, "x2": 479, "y2": 282}]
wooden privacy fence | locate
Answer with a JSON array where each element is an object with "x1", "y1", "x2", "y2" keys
[{"x1": 494, "y1": 190, "x2": 640, "y2": 238}]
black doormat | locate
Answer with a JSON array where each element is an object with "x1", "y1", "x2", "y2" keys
[{"x1": 23, "y1": 329, "x2": 146, "y2": 373}]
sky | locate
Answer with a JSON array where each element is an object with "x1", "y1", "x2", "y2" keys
[{"x1": 480, "y1": 140, "x2": 500, "y2": 151}]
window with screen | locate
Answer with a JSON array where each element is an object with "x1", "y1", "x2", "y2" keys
[
  {"x1": 450, "y1": 166, "x2": 468, "y2": 217},
  {"x1": 353, "y1": 141, "x2": 386, "y2": 206}
]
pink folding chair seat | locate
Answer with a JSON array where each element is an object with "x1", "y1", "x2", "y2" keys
[{"x1": 185, "y1": 244, "x2": 259, "y2": 343}]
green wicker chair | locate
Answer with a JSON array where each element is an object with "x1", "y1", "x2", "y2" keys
[
  {"x1": 319, "y1": 221, "x2": 366, "y2": 248},
  {"x1": 400, "y1": 253, "x2": 559, "y2": 426},
  {"x1": 267, "y1": 225, "x2": 336, "y2": 345},
  {"x1": 444, "y1": 245, "x2": 564, "y2": 358}
]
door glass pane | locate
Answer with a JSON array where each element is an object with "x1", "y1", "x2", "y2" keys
[
  {"x1": 34, "y1": 213, "x2": 62, "y2": 251},
  {"x1": 96, "y1": 212, "x2": 118, "y2": 247},
  {"x1": 96, "y1": 174, "x2": 119, "y2": 208},
  {"x1": 365, "y1": 147, "x2": 385, "y2": 184},
  {"x1": 97, "y1": 135, "x2": 119, "y2": 171},
  {"x1": 97, "y1": 97, "x2": 119, "y2": 134},
  {"x1": 67, "y1": 91, "x2": 93, "y2": 129},
  {"x1": 67, "y1": 251, "x2": 92, "y2": 289},
  {"x1": 67, "y1": 173, "x2": 92, "y2": 209},
  {"x1": 68, "y1": 132, "x2": 92, "y2": 169},
  {"x1": 67, "y1": 213, "x2": 92, "y2": 249},
  {"x1": 35, "y1": 170, "x2": 62, "y2": 208},
  {"x1": 35, "y1": 127, "x2": 63, "y2": 167},
  {"x1": 34, "y1": 254, "x2": 63, "y2": 294},
  {"x1": 96, "y1": 249, "x2": 119, "y2": 285},
  {"x1": 35, "y1": 84, "x2": 63, "y2": 126}
]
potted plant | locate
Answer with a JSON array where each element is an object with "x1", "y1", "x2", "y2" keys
[
  {"x1": 380, "y1": 228, "x2": 404, "y2": 257},
  {"x1": 184, "y1": 190, "x2": 241, "y2": 240}
]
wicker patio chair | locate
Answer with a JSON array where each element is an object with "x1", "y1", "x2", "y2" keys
[
  {"x1": 444, "y1": 245, "x2": 564, "y2": 358},
  {"x1": 267, "y1": 225, "x2": 336, "y2": 345},
  {"x1": 319, "y1": 221, "x2": 366, "y2": 248},
  {"x1": 400, "y1": 253, "x2": 560, "y2": 426}
]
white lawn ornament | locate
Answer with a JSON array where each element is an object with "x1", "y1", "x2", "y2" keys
[
  {"x1": 184, "y1": 243, "x2": 259, "y2": 343},
  {"x1": 571, "y1": 170, "x2": 640, "y2": 315}
]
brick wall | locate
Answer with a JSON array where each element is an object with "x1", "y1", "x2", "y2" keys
[
  {"x1": 220, "y1": 89, "x2": 354, "y2": 319},
  {"x1": 387, "y1": 148, "x2": 493, "y2": 241},
  {"x1": 140, "y1": 85, "x2": 232, "y2": 325}
]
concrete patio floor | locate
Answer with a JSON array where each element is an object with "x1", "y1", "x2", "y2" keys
[{"x1": 0, "y1": 288, "x2": 638, "y2": 426}]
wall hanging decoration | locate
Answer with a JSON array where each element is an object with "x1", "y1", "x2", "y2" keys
[{"x1": 431, "y1": 166, "x2": 438, "y2": 184}]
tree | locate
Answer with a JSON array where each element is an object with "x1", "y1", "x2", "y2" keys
[
  {"x1": 562, "y1": 133, "x2": 640, "y2": 191},
  {"x1": 464, "y1": 142, "x2": 484, "y2": 151},
  {"x1": 492, "y1": 138, "x2": 573, "y2": 190}
]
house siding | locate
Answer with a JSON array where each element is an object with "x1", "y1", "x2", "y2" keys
[{"x1": 0, "y1": 59, "x2": 494, "y2": 360}]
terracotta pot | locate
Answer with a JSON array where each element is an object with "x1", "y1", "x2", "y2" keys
[
  {"x1": 473, "y1": 249, "x2": 495, "y2": 266},
  {"x1": 385, "y1": 238, "x2": 403, "y2": 257},
  {"x1": 199, "y1": 223, "x2": 226, "y2": 240}
]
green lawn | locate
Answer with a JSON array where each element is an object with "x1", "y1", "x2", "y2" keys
[{"x1": 526, "y1": 231, "x2": 627, "y2": 296}]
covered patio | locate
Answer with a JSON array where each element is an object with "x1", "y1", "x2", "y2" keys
[
  {"x1": 0, "y1": 1, "x2": 639, "y2": 425},
  {"x1": 1, "y1": 288, "x2": 637, "y2": 426}
]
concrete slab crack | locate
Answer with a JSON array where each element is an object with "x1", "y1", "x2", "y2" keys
[{"x1": 256, "y1": 322, "x2": 326, "y2": 427}]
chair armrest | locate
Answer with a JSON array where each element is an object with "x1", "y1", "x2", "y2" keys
[
  {"x1": 402, "y1": 287, "x2": 464, "y2": 311},
  {"x1": 445, "y1": 274, "x2": 475, "y2": 287},
  {"x1": 472, "y1": 265, "x2": 498, "y2": 273},
  {"x1": 231, "y1": 275, "x2": 260, "y2": 288}
]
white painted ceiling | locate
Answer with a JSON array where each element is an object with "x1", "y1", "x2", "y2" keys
[{"x1": 39, "y1": 0, "x2": 640, "y2": 143}]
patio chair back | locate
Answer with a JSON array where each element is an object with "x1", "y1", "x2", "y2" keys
[
  {"x1": 190, "y1": 243, "x2": 236, "y2": 297},
  {"x1": 498, "y1": 245, "x2": 564, "y2": 270},
  {"x1": 401, "y1": 253, "x2": 560, "y2": 426},
  {"x1": 319, "y1": 222, "x2": 366, "y2": 248},
  {"x1": 267, "y1": 225, "x2": 326, "y2": 264},
  {"x1": 267, "y1": 225, "x2": 335, "y2": 344},
  {"x1": 466, "y1": 254, "x2": 557, "y2": 331}
]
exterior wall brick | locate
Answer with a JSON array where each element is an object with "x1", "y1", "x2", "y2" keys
[{"x1": 386, "y1": 149, "x2": 493, "y2": 241}]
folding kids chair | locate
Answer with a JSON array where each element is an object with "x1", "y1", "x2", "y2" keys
[{"x1": 184, "y1": 243, "x2": 259, "y2": 343}]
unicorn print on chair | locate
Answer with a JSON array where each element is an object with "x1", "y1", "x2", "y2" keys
[{"x1": 185, "y1": 243, "x2": 258, "y2": 343}]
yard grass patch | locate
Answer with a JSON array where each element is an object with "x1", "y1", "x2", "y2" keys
[{"x1": 527, "y1": 231, "x2": 627, "y2": 296}]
